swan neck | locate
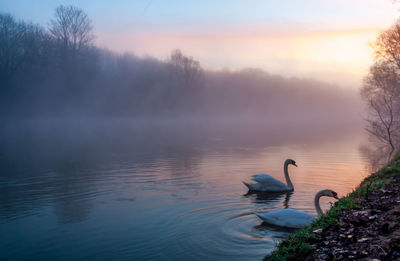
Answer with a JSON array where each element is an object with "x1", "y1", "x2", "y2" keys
[
  {"x1": 284, "y1": 162, "x2": 294, "y2": 191},
  {"x1": 314, "y1": 192, "x2": 323, "y2": 216}
]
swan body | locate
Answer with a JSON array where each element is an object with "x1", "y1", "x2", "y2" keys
[
  {"x1": 243, "y1": 159, "x2": 297, "y2": 192},
  {"x1": 243, "y1": 177, "x2": 288, "y2": 192},
  {"x1": 254, "y1": 209, "x2": 313, "y2": 228},
  {"x1": 254, "y1": 189, "x2": 338, "y2": 228}
]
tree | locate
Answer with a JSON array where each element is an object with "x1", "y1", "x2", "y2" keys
[
  {"x1": 49, "y1": 5, "x2": 94, "y2": 54},
  {"x1": 0, "y1": 13, "x2": 45, "y2": 87},
  {"x1": 361, "y1": 21, "x2": 400, "y2": 161},
  {"x1": 48, "y1": 5, "x2": 98, "y2": 90},
  {"x1": 374, "y1": 21, "x2": 400, "y2": 69},
  {"x1": 168, "y1": 49, "x2": 203, "y2": 87}
]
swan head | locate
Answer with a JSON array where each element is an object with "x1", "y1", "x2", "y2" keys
[
  {"x1": 286, "y1": 159, "x2": 297, "y2": 167},
  {"x1": 315, "y1": 189, "x2": 339, "y2": 216},
  {"x1": 320, "y1": 189, "x2": 339, "y2": 199}
]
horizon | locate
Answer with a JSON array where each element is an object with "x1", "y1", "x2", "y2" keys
[{"x1": 1, "y1": 0, "x2": 398, "y2": 88}]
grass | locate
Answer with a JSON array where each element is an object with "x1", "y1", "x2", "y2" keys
[{"x1": 263, "y1": 152, "x2": 400, "y2": 261}]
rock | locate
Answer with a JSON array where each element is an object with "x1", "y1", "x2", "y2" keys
[{"x1": 369, "y1": 214, "x2": 378, "y2": 220}]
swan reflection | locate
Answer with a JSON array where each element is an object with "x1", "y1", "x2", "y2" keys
[{"x1": 244, "y1": 191, "x2": 293, "y2": 208}]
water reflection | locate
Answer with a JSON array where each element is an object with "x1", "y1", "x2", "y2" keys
[
  {"x1": 254, "y1": 222, "x2": 297, "y2": 233},
  {"x1": 0, "y1": 124, "x2": 369, "y2": 261},
  {"x1": 244, "y1": 191, "x2": 293, "y2": 208}
]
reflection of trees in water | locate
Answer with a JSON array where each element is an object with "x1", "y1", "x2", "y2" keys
[
  {"x1": 0, "y1": 134, "x2": 99, "y2": 222},
  {"x1": 0, "y1": 161, "x2": 97, "y2": 224},
  {"x1": 156, "y1": 144, "x2": 203, "y2": 174},
  {"x1": 0, "y1": 171, "x2": 94, "y2": 224},
  {"x1": 0, "y1": 119, "x2": 360, "y2": 223},
  {"x1": 0, "y1": 129, "x2": 207, "y2": 223},
  {"x1": 52, "y1": 169, "x2": 94, "y2": 224},
  {"x1": 54, "y1": 194, "x2": 92, "y2": 224},
  {"x1": 0, "y1": 177, "x2": 49, "y2": 222}
]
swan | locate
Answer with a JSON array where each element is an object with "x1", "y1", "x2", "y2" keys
[
  {"x1": 242, "y1": 159, "x2": 297, "y2": 192},
  {"x1": 254, "y1": 189, "x2": 339, "y2": 228}
]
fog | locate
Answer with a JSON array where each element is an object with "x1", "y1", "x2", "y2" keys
[
  {"x1": 0, "y1": 8, "x2": 371, "y2": 261},
  {"x1": 0, "y1": 10, "x2": 364, "y2": 146}
]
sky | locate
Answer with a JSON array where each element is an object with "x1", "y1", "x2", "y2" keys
[{"x1": 1, "y1": 0, "x2": 399, "y2": 87}]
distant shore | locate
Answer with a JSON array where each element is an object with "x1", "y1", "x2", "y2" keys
[{"x1": 264, "y1": 152, "x2": 400, "y2": 260}]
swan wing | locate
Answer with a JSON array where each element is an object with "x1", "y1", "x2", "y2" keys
[
  {"x1": 242, "y1": 181, "x2": 261, "y2": 191},
  {"x1": 251, "y1": 174, "x2": 286, "y2": 186},
  {"x1": 255, "y1": 209, "x2": 314, "y2": 228},
  {"x1": 244, "y1": 174, "x2": 288, "y2": 192}
]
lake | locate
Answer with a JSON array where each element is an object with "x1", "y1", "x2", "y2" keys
[{"x1": 0, "y1": 121, "x2": 368, "y2": 260}]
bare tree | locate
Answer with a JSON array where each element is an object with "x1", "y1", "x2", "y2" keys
[
  {"x1": 361, "y1": 62, "x2": 400, "y2": 159},
  {"x1": 169, "y1": 49, "x2": 203, "y2": 87},
  {"x1": 361, "y1": 21, "x2": 400, "y2": 161},
  {"x1": 49, "y1": 5, "x2": 94, "y2": 54},
  {"x1": 48, "y1": 5, "x2": 98, "y2": 89},
  {"x1": 373, "y1": 21, "x2": 400, "y2": 69}
]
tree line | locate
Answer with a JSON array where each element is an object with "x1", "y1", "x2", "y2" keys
[
  {"x1": 0, "y1": 5, "x2": 360, "y2": 135},
  {"x1": 0, "y1": 5, "x2": 208, "y2": 117}
]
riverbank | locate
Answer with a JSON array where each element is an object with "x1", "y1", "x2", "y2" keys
[{"x1": 264, "y1": 152, "x2": 400, "y2": 260}]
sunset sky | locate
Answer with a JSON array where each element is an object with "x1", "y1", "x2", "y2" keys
[{"x1": 1, "y1": 0, "x2": 398, "y2": 87}]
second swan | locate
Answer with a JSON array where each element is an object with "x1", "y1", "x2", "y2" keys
[
  {"x1": 243, "y1": 159, "x2": 297, "y2": 192},
  {"x1": 254, "y1": 189, "x2": 339, "y2": 228}
]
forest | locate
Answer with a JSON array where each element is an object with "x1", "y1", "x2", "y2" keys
[{"x1": 0, "y1": 6, "x2": 361, "y2": 134}]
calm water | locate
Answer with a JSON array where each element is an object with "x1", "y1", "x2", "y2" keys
[{"x1": 0, "y1": 124, "x2": 368, "y2": 260}]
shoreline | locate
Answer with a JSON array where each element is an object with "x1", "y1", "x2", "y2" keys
[{"x1": 264, "y1": 152, "x2": 400, "y2": 260}]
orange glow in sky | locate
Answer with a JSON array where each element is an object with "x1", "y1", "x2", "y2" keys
[
  {"x1": 2, "y1": 0, "x2": 399, "y2": 87},
  {"x1": 99, "y1": 27, "x2": 381, "y2": 87}
]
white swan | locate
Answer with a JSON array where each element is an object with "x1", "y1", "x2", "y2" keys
[
  {"x1": 254, "y1": 189, "x2": 339, "y2": 228},
  {"x1": 243, "y1": 159, "x2": 297, "y2": 192}
]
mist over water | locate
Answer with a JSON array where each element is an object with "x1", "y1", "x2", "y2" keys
[
  {"x1": 0, "y1": 120, "x2": 368, "y2": 261},
  {"x1": 0, "y1": 7, "x2": 371, "y2": 261}
]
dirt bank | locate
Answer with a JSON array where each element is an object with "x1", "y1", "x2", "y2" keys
[
  {"x1": 307, "y1": 176, "x2": 400, "y2": 260},
  {"x1": 264, "y1": 154, "x2": 400, "y2": 261}
]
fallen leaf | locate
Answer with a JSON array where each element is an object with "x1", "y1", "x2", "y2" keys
[{"x1": 357, "y1": 238, "x2": 369, "y2": 243}]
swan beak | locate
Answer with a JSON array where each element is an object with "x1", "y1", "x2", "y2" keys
[
  {"x1": 333, "y1": 195, "x2": 339, "y2": 199},
  {"x1": 293, "y1": 163, "x2": 298, "y2": 167}
]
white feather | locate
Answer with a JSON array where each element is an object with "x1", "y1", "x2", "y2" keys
[
  {"x1": 243, "y1": 159, "x2": 295, "y2": 192},
  {"x1": 254, "y1": 209, "x2": 314, "y2": 228}
]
